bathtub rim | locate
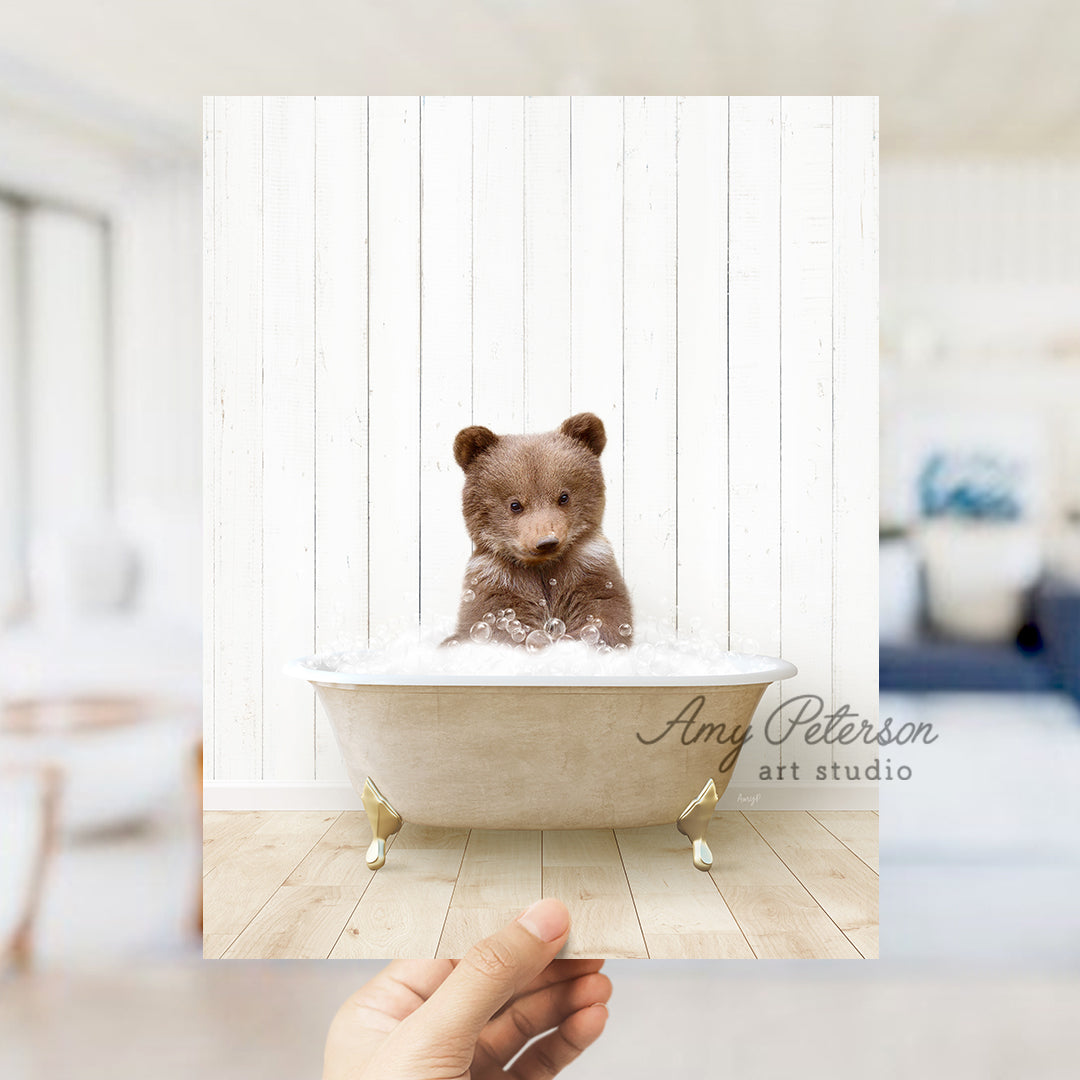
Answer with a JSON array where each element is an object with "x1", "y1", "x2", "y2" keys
[{"x1": 283, "y1": 653, "x2": 797, "y2": 688}]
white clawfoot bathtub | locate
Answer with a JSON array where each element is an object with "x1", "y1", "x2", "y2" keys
[{"x1": 285, "y1": 656, "x2": 796, "y2": 871}]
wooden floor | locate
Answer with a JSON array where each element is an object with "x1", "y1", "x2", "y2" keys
[{"x1": 203, "y1": 810, "x2": 878, "y2": 960}]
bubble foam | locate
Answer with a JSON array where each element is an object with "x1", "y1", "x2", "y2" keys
[{"x1": 306, "y1": 618, "x2": 783, "y2": 680}]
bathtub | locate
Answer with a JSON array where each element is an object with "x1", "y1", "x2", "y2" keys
[{"x1": 285, "y1": 655, "x2": 796, "y2": 871}]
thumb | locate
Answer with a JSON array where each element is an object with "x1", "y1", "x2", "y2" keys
[{"x1": 407, "y1": 899, "x2": 571, "y2": 1049}]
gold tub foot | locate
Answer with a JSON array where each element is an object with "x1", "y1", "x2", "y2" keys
[
  {"x1": 361, "y1": 777, "x2": 403, "y2": 870},
  {"x1": 676, "y1": 778, "x2": 720, "y2": 872}
]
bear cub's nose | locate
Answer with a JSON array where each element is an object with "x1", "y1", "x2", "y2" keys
[{"x1": 534, "y1": 535, "x2": 561, "y2": 554}]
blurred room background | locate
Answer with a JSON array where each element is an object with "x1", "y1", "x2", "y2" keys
[
  {"x1": 0, "y1": 31, "x2": 202, "y2": 972},
  {"x1": 3, "y1": 1, "x2": 1080, "y2": 1077},
  {"x1": 878, "y1": 150, "x2": 1080, "y2": 965}
]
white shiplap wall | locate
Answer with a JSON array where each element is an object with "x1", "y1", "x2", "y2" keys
[{"x1": 205, "y1": 96, "x2": 878, "y2": 810}]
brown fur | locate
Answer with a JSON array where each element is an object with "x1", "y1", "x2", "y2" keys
[{"x1": 444, "y1": 413, "x2": 632, "y2": 648}]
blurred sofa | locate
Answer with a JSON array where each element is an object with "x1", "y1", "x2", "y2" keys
[{"x1": 880, "y1": 577, "x2": 1080, "y2": 700}]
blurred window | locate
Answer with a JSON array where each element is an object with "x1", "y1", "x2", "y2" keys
[{"x1": 0, "y1": 194, "x2": 111, "y2": 624}]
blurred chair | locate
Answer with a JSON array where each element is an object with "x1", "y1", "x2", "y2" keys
[{"x1": 0, "y1": 765, "x2": 60, "y2": 973}]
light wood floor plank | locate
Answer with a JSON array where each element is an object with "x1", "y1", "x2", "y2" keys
[
  {"x1": 745, "y1": 810, "x2": 845, "y2": 848},
  {"x1": 721, "y1": 884, "x2": 862, "y2": 959},
  {"x1": 543, "y1": 829, "x2": 647, "y2": 958},
  {"x1": 745, "y1": 812, "x2": 878, "y2": 933},
  {"x1": 224, "y1": 886, "x2": 362, "y2": 959},
  {"x1": 202, "y1": 814, "x2": 338, "y2": 935},
  {"x1": 201, "y1": 811, "x2": 878, "y2": 960},
  {"x1": 202, "y1": 933, "x2": 239, "y2": 959},
  {"x1": 331, "y1": 824, "x2": 469, "y2": 959},
  {"x1": 810, "y1": 810, "x2": 879, "y2": 871},
  {"x1": 845, "y1": 924, "x2": 879, "y2": 959},
  {"x1": 437, "y1": 831, "x2": 541, "y2": 959},
  {"x1": 709, "y1": 812, "x2": 865, "y2": 958},
  {"x1": 252, "y1": 811, "x2": 341, "y2": 836},
  {"x1": 768, "y1": 846, "x2": 878, "y2": 931},
  {"x1": 204, "y1": 811, "x2": 283, "y2": 877},
  {"x1": 286, "y1": 812, "x2": 382, "y2": 886},
  {"x1": 203, "y1": 810, "x2": 274, "y2": 843},
  {"x1": 615, "y1": 824, "x2": 754, "y2": 959},
  {"x1": 711, "y1": 812, "x2": 801, "y2": 885},
  {"x1": 644, "y1": 932, "x2": 763, "y2": 960}
]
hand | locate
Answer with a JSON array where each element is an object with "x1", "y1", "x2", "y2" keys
[{"x1": 324, "y1": 899, "x2": 611, "y2": 1079}]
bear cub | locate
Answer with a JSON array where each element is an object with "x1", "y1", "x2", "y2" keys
[{"x1": 444, "y1": 412, "x2": 632, "y2": 649}]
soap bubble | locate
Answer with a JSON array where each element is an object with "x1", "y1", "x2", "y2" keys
[
  {"x1": 539, "y1": 598, "x2": 547, "y2": 606},
  {"x1": 462, "y1": 588, "x2": 476, "y2": 602},
  {"x1": 446, "y1": 638, "x2": 460, "y2": 647},
  {"x1": 469, "y1": 621, "x2": 492, "y2": 643},
  {"x1": 618, "y1": 623, "x2": 632, "y2": 637},
  {"x1": 483, "y1": 612, "x2": 495, "y2": 623},
  {"x1": 585, "y1": 614, "x2": 595, "y2": 623},
  {"x1": 548, "y1": 578, "x2": 557, "y2": 586},
  {"x1": 605, "y1": 581, "x2": 613, "y2": 589},
  {"x1": 311, "y1": 618, "x2": 785, "y2": 680},
  {"x1": 470, "y1": 576, "x2": 479, "y2": 585},
  {"x1": 504, "y1": 608, "x2": 516, "y2": 622},
  {"x1": 729, "y1": 633, "x2": 760, "y2": 654},
  {"x1": 496, "y1": 615, "x2": 510, "y2": 631},
  {"x1": 597, "y1": 643, "x2": 612, "y2": 654},
  {"x1": 509, "y1": 621, "x2": 526, "y2": 643},
  {"x1": 593, "y1": 617, "x2": 603, "y2": 629}
]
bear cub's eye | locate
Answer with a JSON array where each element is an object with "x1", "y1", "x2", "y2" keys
[
  {"x1": 558, "y1": 492, "x2": 570, "y2": 505},
  {"x1": 509, "y1": 500, "x2": 523, "y2": 513}
]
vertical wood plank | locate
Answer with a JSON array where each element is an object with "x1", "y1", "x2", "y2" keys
[
  {"x1": 436, "y1": 830, "x2": 541, "y2": 958},
  {"x1": 675, "y1": 96, "x2": 728, "y2": 642},
  {"x1": 212, "y1": 96, "x2": 263, "y2": 780},
  {"x1": 727, "y1": 96, "x2": 782, "y2": 784},
  {"x1": 419, "y1": 96, "x2": 474, "y2": 634},
  {"x1": 313, "y1": 96, "x2": 368, "y2": 781},
  {"x1": 523, "y1": 96, "x2": 572, "y2": 430},
  {"x1": 367, "y1": 97, "x2": 421, "y2": 637},
  {"x1": 569, "y1": 97, "x2": 625, "y2": 566},
  {"x1": 471, "y1": 96, "x2": 525, "y2": 433},
  {"x1": 622, "y1": 96, "x2": 678, "y2": 632},
  {"x1": 832, "y1": 97, "x2": 879, "y2": 775},
  {"x1": 779, "y1": 96, "x2": 834, "y2": 782},
  {"x1": 261, "y1": 96, "x2": 316, "y2": 782},
  {"x1": 205, "y1": 96, "x2": 877, "y2": 808}
]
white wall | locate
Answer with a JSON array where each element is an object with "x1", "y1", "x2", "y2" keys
[
  {"x1": 881, "y1": 159, "x2": 1080, "y2": 533},
  {"x1": 205, "y1": 96, "x2": 878, "y2": 811}
]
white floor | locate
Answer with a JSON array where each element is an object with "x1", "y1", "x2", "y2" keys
[
  {"x1": 35, "y1": 807, "x2": 201, "y2": 967},
  {"x1": 880, "y1": 691, "x2": 1080, "y2": 965}
]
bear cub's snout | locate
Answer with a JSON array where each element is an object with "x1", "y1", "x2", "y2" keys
[{"x1": 444, "y1": 412, "x2": 633, "y2": 649}]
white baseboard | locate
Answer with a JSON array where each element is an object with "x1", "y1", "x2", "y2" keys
[
  {"x1": 203, "y1": 780, "x2": 878, "y2": 813},
  {"x1": 723, "y1": 782, "x2": 878, "y2": 811},
  {"x1": 203, "y1": 781, "x2": 363, "y2": 811}
]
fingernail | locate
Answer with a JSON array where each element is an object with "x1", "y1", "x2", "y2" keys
[{"x1": 517, "y1": 898, "x2": 569, "y2": 942}]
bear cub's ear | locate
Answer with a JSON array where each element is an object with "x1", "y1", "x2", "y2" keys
[
  {"x1": 560, "y1": 412, "x2": 607, "y2": 457},
  {"x1": 454, "y1": 425, "x2": 500, "y2": 471}
]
